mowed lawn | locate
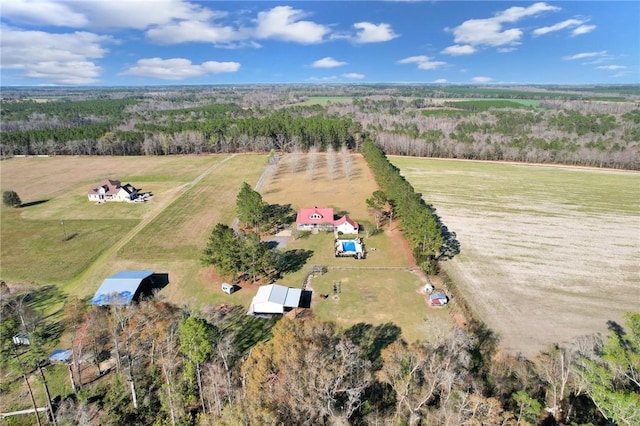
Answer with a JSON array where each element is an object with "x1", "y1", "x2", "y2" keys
[
  {"x1": 391, "y1": 156, "x2": 640, "y2": 357},
  {"x1": 310, "y1": 269, "x2": 451, "y2": 343}
]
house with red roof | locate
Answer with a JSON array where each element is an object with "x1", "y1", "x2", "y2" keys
[
  {"x1": 296, "y1": 207, "x2": 335, "y2": 232},
  {"x1": 296, "y1": 207, "x2": 360, "y2": 234},
  {"x1": 88, "y1": 179, "x2": 139, "y2": 202}
]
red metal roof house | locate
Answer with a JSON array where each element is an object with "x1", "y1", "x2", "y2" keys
[{"x1": 296, "y1": 207, "x2": 335, "y2": 232}]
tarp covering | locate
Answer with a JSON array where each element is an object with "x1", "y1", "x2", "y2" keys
[
  {"x1": 49, "y1": 349, "x2": 73, "y2": 363},
  {"x1": 90, "y1": 270, "x2": 154, "y2": 306}
]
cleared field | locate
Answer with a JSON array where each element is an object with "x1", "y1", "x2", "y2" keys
[
  {"x1": 295, "y1": 96, "x2": 354, "y2": 106},
  {"x1": 1, "y1": 153, "x2": 454, "y2": 344},
  {"x1": 392, "y1": 157, "x2": 640, "y2": 357}
]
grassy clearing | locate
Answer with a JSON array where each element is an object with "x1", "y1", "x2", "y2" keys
[
  {"x1": 391, "y1": 156, "x2": 640, "y2": 356},
  {"x1": 296, "y1": 96, "x2": 354, "y2": 106},
  {"x1": 392, "y1": 158, "x2": 639, "y2": 216},
  {"x1": 310, "y1": 269, "x2": 450, "y2": 343}
]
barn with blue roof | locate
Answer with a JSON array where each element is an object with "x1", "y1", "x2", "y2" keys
[{"x1": 90, "y1": 270, "x2": 154, "y2": 306}]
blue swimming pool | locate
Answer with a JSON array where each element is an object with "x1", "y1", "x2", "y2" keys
[{"x1": 342, "y1": 241, "x2": 356, "y2": 252}]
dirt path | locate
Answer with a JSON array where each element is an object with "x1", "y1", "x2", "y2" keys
[{"x1": 66, "y1": 155, "x2": 237, "y2": 293}]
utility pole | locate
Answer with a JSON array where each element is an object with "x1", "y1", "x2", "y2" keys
[{"x1": 60, "y1": 220, "x2": 67, "y2": 241}]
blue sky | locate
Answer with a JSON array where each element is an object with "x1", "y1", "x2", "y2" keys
[{"x1": 1, "y1": 1, "x2": 638, "y2": 86}]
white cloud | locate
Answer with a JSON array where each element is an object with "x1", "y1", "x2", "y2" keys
[
  {"x1": 397, "y1": 55, "x2": 447, "y2": 70},
  {"x1": 146, "y1": 19, "x2": 247, "y2": 45},
  {"x1": 596, "y1": 65, "x2": 626, "y2": 70},
  {"x1": 497, "y1": 47, "x2": 517, "y2": 53},
  {"x1": 1, "y1": 0, "x2": 89, "y2": 27},
  {"x1": 73, "y1": 0, "x2": 215, "y2": 30},
  {"x1": 562, "y1": 51, "x2": 607, "y2": 60},
  {"x1": 572, "y1": 25, "x2": 596, "y2": 36},
  {"x1": 472, "y1": 76, "x2": 493, "y2": 83},
  {"x1": 532, "y1": 18, "x2": 585, "y2": 36},
  {"x1": 353, "y1": 22, "x2": 399, "y2": 43},
  {"x1": 342, "y1": 73, "x2": 365, "y2": 79},
  {"x1": 308, "y1": 76, "x2": 338, "y2": 81},
  {"x1": 441, "y1": 44, "x2": 476, "y2": 56},
  {"x1": 434, "y1": 79, "x2": 448, "y2": 83},
  {"x1": 254, "y1": 6, "x2": 329, "y2": 44},
  {"x1": 0, "y1": 26, "x2": 111, "y2": 84},
  {"x1": 312, "y1": 57, "x2": 347, "y2": 68},
  {"x1": 450, "y1": 2, "x2": 559, "y2": 49},
  {"x1": 122, "y1": 57, "x2": 240, "y2": 80},
  {"x1": 495, "y1": 2, "x2": 559, "y2": 22}
]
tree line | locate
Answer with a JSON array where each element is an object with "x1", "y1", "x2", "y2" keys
[
  {"x1": 361, "y1": 140, "x2": 444, "y2": 274},
  {"x1": 1, "y1": 112, "x2": 362, "y2": 156},
  {"x1": 1, "y1": 284, "x2": 638, "y2": 425},
  {"x1": 1, "y1": 87, "x2": 638, "y2": 169}
]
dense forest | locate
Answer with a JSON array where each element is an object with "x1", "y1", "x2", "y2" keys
[
  {"x1": 1, "y1": 85, "x2": 639, "y2": 169},
  {"x1": 1, "y1": 286, "x2": 638, "y2": 426}
]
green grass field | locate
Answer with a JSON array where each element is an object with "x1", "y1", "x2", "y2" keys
[{"x1": 391, "y1": 157, "x2": 639, "y2": 216}]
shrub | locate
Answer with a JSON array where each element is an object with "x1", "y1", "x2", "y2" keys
[{"x1": 2, "y1": 190, "x2": 21, "y2": 207}]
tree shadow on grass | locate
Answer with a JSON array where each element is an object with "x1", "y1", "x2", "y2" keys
[
  {"x1": 424, "y1": 204, "x2": 460, "y2": 261},
  {"x1": 214, "y1": 305, "x2": 280, "y2": 354},
  {"x1": 345, "y1": 322, "x2": 402, "y2": 370},
  {"x1": 275, "y1": 249, "x2": 314, "y2": 278},
  {"x1": 264, "y1": 203, "x2": 296, "y2": 226},
  {"x1": 15, "y1": 285, "x2": 68, "y2": 343},
  {"x1": 19, "y1": 199, "x2": 50, "y2": 208}
]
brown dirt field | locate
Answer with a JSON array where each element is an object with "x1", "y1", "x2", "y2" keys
[
  {"x1": 441, "y1": 208, "x2": 640, "y2": 357},
  {"x1": 262, "y1": 153, "x2": 377, "y2": 220},
  {"x1": 394, "y1": 157, "x2": 640, "y2": 358}
]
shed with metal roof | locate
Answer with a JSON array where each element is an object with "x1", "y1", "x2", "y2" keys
[
  {"x1": 249, "y1": 284, "x2": 302, "y2": 315},
  {"x1": 90, "y1": 270, "x2": 154, "y2": 306}
]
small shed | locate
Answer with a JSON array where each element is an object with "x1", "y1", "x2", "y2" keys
[
  {"x1": 429, "y1": 293, "x2": 449, "y2": 306},
  {"x1": 249, "y1": 284, "x2": 302, "y2": 315},
  {"x1": 12, "y1": 333, "x2": 30, "y2": 345},
  {"x1": 90, "y1": 270, "x2": 154, "y2": 306},
  {"x1": 221, "y1": 283, "x2": 236, "y2": 295}
]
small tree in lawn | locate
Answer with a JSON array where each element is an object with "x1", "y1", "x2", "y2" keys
[
  {"x1": 366, "y1": 190, "x2": 389, "y2": 230},
  {"x1": 236, "y1": 182, "x2": 266, "y2": 230},
  {"x1": 3, "y1": 190, "x2": 21, "y2": 208}
]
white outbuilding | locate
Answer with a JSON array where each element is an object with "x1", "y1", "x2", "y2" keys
[{"x1": 249, "y1": 284, "x2": 302, "y2": 315}]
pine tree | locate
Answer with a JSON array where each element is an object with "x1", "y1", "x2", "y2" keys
[{"x1": 236, "y1": 182, "x2": 266, "y2": 229}]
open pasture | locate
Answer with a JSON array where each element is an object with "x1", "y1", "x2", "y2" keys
[{"x1": 392, "y1": 157, "x2": 640, "y2": 357}]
